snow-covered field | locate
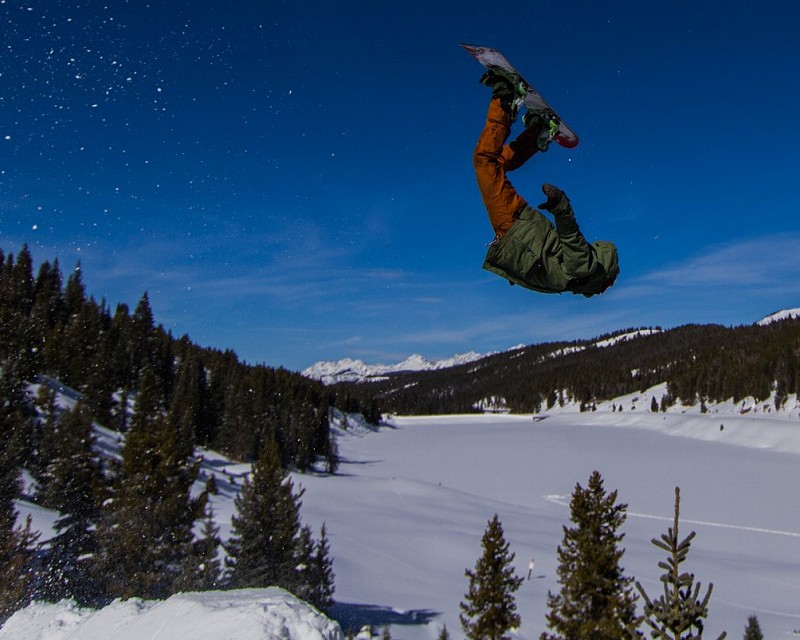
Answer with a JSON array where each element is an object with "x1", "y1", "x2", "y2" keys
[
  {"x1": 9, "y1": 391, "x2": 800, "y2": 639},
  {"x1": 292, "y1": 409, "x2": 800, "y2": 639}
]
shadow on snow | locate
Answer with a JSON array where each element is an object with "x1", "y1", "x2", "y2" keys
[{"x1": 328, "y1": 602, "x2": 440, "y2": 633}]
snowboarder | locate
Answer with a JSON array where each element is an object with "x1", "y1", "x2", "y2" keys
[{"x1": 473, "y1": 68, "x2": 620, "y2": 297}]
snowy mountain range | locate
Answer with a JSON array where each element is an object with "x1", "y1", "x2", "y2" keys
[{"x1": 302, "y1": 350, "x2": 496, "y2": 385}]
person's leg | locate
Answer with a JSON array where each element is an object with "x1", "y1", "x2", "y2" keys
[
  {"x1": 473, "y1": 97, "x2": 530, "y2": 237},
  {"x1": 502, "y1": 123, "x2": 542, "y2": 172}
]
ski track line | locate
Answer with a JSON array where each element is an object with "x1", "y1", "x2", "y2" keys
[{"x1": 543, "y1": 495, "x2": 800, "y2": 539}]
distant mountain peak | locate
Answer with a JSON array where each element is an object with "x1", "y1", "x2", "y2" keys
[
  {"x1": 303, "y1": 350, "x2": 488, "y2": 385},
  {"x1": 757, "y1": 308, "x2": 800, "y2": 326}
]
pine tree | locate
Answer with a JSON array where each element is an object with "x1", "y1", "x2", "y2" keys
[
  {"x1": 542, "y1": 471, "x2": 640, "y2": 640},
  {"x1": 131, "y1": 292, "x2": 156, "y2": 378},
  {"x1": 98, "y1": 367, "x2": 201, "y2": 600},
  {"x1": 460, "y1": 514, "x2": 523, "y2": 640},
  {"x1": 175, "y1": 502, "x2": 222, "y2": 592},
  {"x1": 0, "y1": 246, "x2": 39, "y2": 382},
  {"x1": 225, "y1": 435, "x2": 306, "y2": 591},
  {"x1": 38, "y1": 403, "x2": 104, "y2": 604},
  {"x1": 307, "y1": 523, "x2": 335, "y2": 611},
  {"x1": 30, "y1": 382, "x2": 59, "y2": 483},
  {"x1": 742, "y1": 616, "x2": 763, "y2": 640},
  {"x1": 293, "y1": 525, "x2": 316, "y2": 602},
  {"x1": 31, "y1": 257, "x2": 64, "y2": 335},
  {"x1": 0, "y1": 507, "x2": 38, "y2": 624},
  {"x1": 0, "y1": 455, "x2": 38, "y2": 623},
  {"x1": 636, "y1": 487, "x2": 726, "y2": 640},
  {"x1": 169, "y1": 349, "x2": 214, "y2": 451}
]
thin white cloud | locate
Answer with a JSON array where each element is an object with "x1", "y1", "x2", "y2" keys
[{"x1": 636, "y1": 233, "x2": 800, "y2": 289}]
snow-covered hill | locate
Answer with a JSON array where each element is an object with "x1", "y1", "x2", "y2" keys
[{"x1": 757, "y1": 307, "x2": 800, "y2": 326}]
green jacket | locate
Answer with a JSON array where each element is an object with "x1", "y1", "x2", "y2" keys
[{"x1": 482, "y1": 204, "x2": 619, "y2": 297}]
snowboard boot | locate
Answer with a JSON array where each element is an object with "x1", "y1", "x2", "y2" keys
[
  {"x1": 522, "y1": 109, "x2": 560, "y2": 152},
  {"x1": 479, "y1": 67, "x2": 525, "y2": 122}
]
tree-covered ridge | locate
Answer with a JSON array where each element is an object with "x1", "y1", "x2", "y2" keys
[
  {"x1": 0, "y1": 244, "x2": 343, "y2": 617},
  {"x1": 0, "y1": 244, "x2": 375, "y2": 467},
  {"x1": 346, "y1": 321, "x2": 800, "y2": 415}
]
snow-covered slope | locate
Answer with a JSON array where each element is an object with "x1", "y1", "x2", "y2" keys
[{"x1": 757, "y1": 307, "x2": 800, "y2": 325}]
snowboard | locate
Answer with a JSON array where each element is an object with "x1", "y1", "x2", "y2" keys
[{"x1": 461, "y1": 43, "x2": 579, "y2": 149}]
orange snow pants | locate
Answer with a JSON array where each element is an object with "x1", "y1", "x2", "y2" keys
[{"x1": 473, "y1": 97, "x2": 541, "y2": 237}]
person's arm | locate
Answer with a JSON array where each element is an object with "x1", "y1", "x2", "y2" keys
[{"x1": 539, "y1": 184, "x2": 598, "y2": 280}]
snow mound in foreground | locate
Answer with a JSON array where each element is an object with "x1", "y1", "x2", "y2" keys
[{"x1": 0, "y1": 588, "x2": 343, "y2": 640}]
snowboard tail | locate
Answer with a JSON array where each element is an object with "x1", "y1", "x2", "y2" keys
[{"x1": 461, "y1": 43, "x2": 579, "y2": 149}]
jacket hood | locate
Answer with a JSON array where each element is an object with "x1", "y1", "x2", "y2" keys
[
  {"x1": 571, "y1": 241, "x2": 619, "y2": 297},
  {"x1": 592, "y1": 241, "x2": 620, "y2": 282}
]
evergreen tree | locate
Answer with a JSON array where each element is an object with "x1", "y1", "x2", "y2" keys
[
  {"x1": 0, "y1": 438, "x2": 38, "y2": 623},
  {"x1": 175, "y1": 502, "x2": 222, "y2": 592},
  {"x1": 31, "y1": 257, "x2": 64, "y2": 334},
  {"x1": 169, "y1": 349, "x2": 212, "y2": 451},
  {"x1": 542, "y1": 471, "x2": 640, "y2": 640},
  {"x1": 82, "y1": 304, "x2": 119, "y2": 427},
  {"x1": 98, "y1": 367, "x2": 201, "y2": 600},
  {"x1": 0, "y1": 506, "x2": 38, "y2": 625},
  {"x1": 0, "y1": 246, "x2": 39, "y2": 381},
  {"x1": 29, "y1": 382, "x2": 59, "y2": 483},
  {"x1": 636, "y1": 487, "x2": 726, "y2": 640},
  {"x1": 131, "y1": 292, "x2": 156, "y2": 378},
  {"x1": 291, "y1": 400, "x2": 318, "y2": 471},
  {"x1": 225, "y1": 435, "x2": 305, "y2": 591},
  {"x1": 459, "y1": 514, "x2": 523, "y2": 640},
  {"x1": 293, "y1": 524, "x2": 316, "y2": 602},
  {"x1": 742, "y1": 616, "x2": 763, "y2": 640},
  {"x1": 38, "y1": 403, "x2": 104, "y2": 604},
  {"x1": 0, "y1": 360, "x2": 30, "y2": 504},
  {"x1": 308, "y1": 523, "x2": 336, "y2": 611}
]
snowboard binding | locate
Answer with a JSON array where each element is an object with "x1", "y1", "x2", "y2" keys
[
  {"x1": 479, "y1": 67, "x2": 526, "y2": 121},
  {"x1": 523, "y1": 109, "x2": 561, "y2": 152}
]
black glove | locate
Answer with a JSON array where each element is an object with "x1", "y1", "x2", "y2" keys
[{"x1": 538, "y1": 183, "x2": 570, "y2": 214}]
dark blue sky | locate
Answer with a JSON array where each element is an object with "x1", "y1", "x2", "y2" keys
[{"x1": 3, "y1": 0, "x2": 800, "y2": 370}]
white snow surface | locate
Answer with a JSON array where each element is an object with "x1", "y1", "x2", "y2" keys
[
  {"x1": 11, "y1": 385, "x2": 800, "y2": 639},
  {"x1": 0, "y1": 589, "x2": 343, "y2": 640},
  {"x1": 757, "y1": 307, "x2": 800, "y2": 325}
]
